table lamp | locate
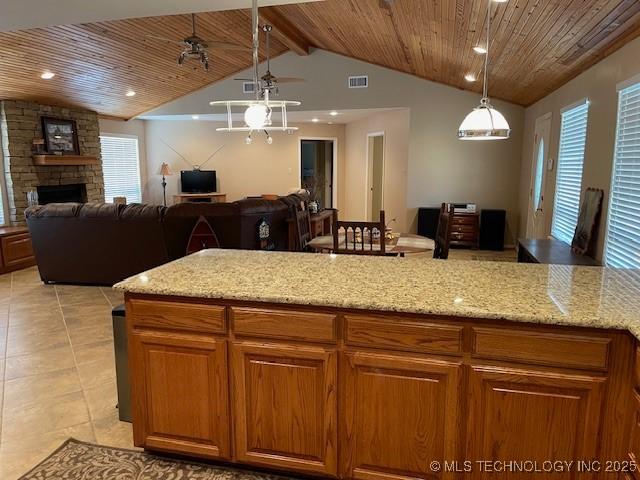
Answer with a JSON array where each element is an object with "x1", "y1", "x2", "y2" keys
[{"x1": 159, "y1": 162, "x2": 174, "y2": 207}]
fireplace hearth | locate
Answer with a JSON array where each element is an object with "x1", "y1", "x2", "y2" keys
[{"x1": 36, "y1": 184, "x2": 88, "y2": 204}]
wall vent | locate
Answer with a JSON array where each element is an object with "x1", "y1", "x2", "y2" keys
[
  {"x1": 243, "y1": 82, "x2": 256, "y2": 94},
  {"x1": 348, "y1": 75, "x2": 369, "y2": 89}
]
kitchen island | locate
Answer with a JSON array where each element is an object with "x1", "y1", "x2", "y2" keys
[{"x1": 115, "y1": 249, "x2": 640, "y2": 479}]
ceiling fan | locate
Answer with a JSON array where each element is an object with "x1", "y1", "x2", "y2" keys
[
  {"x1": 235, "y1": 24, "x2": 305, "y2": 95},
  {"x1": 146, "y1": 13, "x2": 249, "y2": 71}
]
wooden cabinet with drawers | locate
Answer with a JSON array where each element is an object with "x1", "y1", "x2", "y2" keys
[
  {"x1": 0, "y1": 227, "x2": 36, "y2": 274},
  {"x1": 126, "y1": 295, "x2": 637, "y2": 479},
  {"x1": 450, "y1": 212, "x2": 479, "y2": 248}
]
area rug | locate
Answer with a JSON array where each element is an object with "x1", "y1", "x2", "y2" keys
[{"x1": 19, "y1": 439, "x2": 293, "y2": 480}]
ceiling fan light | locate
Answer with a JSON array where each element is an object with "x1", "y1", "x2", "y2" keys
[
  {"x1": 244, "y1": 104, "x2": 269, "y2": 129},
  {"x1": 458, "y1": 103, "x2": 511, "y2": 140}
]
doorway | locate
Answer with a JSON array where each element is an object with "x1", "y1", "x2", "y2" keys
[
  {"x1": 526, "y1": 113, "x2": 552, "y2": 238},
  {"x1": 367, "y1": 133, "x2": 385, "y2": 221},
  {"x1": 300, "y1": 139, "x2": 336, "y2": 209}
]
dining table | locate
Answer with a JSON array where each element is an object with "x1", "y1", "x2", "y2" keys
[{"x1": 307, "y1": 232, "x2": 435, "y2": 256}]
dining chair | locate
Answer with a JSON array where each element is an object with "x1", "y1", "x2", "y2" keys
[
  {"x1": 332, "y1": 210, "x2": 386, "y2": 255},
  {"x1": 295, "y1": 208, "x2": 314, "y2": 252},
  {"x1": 433, "y1": 204, "x2": 454, "y2": 260}
]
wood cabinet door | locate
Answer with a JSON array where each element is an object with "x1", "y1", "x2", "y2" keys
[
  {"x1": 130, "y1": 329, "x2": 230, "y2": 459},
  {"x1": 342, "y1": 351, "x2": 462, "y2": 480},
  {"x1": 467, "y1": 365, "x2": 606, "y2": 479},
  {"x1": 231, "y1": 341, "x2": 338, "y2": 476}
]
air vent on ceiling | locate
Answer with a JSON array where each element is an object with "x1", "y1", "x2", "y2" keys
[
  {"x1": 348, "y1": 75, "x2": 369, "y2": 89},
  {"x1": 243, "y1": 82, "x2": 256, "y2": 94}
]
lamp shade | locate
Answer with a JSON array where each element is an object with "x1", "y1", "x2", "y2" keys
[
  {"x1": 458, "y1": 102, "x2": 511, "y2": 141},
  {"x1": 159, "y1": 162, "x2": 173, "y2": 176}
]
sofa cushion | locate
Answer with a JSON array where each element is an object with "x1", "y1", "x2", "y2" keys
[
  {"x1": 78, "y1": 203, "x2": 124, "y2": 218},
  {"x1": 25, "y1": 203, "x2": 83, "y2": 218}
]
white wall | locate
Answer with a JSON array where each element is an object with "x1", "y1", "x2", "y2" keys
[
  {"x1": 519, "y1": 35, "x2": 640, "y2": 261},
  {"x1": 143, "y1": 50, "x2": 525, "y2": 235},
  {"x1": 143, "y1": 120, "x2": 345, "y2": 206},
  {"x1": 344, "y1": 109, "x2": 410, "y2": 231}
]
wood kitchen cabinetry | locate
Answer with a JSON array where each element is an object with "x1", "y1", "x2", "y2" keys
[
  {"x1": 126, "y1": 295, "x2": 637, "y2": 479},
  {"x1": 232, "y1": 341, "x2": 338, "y2": 475},
  {"x1": 0, "y1": 227, "x2": 36, "y2": 273}
]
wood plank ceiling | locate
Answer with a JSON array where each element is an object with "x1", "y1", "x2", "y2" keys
[
  {"x1": 0, "y1": 0, "x2": 639, "y2": 118},
  {"x1": 0, "y1": 10, "x2": 287, "y2": 119}
]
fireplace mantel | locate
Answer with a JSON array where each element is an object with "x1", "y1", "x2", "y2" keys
[{"x1": 32, "y1": 155, "x2": 99, "y2": 166}]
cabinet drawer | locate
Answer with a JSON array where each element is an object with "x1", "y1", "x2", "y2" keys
[
  {"x1": 345, "y1": 314, "x2": 463, "y2": 355},
  {"x1": 128, "y1": 298, "x2": 226, "y2": 334},
  {"x1": 471, "y1": 327, "x2": 610, "y2": 371},
  {"x1": 451, "y1": 215, "x2": 478, "y2": 226},
  {"x1": 1, "y1": 233, "x2": 35, "y2": 268},
  {"x1": 231, "y1": 307, "x2": 337, "y2": 343},
  {"x1": 451, "y1": 224, "x2": 476, "y2": 233},
  {"x1": 451, "y1": 232, "x2": 477, "y2": 241}
]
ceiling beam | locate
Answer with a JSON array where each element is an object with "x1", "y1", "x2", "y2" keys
[{"x1": 259, "y1": 7, "x2": 311, "y2": 56}]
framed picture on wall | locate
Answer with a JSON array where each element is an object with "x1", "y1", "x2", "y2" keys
[{"x1": 41, "y1": 117, "x2": 80, "y2": 155}]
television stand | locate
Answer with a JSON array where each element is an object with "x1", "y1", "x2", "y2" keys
[{"x1": 173, "y1": 193, "x2": 227, "y2": 204}]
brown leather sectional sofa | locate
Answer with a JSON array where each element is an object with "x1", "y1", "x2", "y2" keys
[{"x1": 25, "y1": 195, "x2": 302, "y2": 286}]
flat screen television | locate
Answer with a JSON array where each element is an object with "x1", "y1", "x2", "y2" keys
[{"x1": 181, "y1": 170, "x2": 217, "y2": 193}]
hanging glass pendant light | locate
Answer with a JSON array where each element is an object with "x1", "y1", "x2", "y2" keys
[
  {"x1": 210, "y1": 0, "x2": 300, "y2": 144},
  {"x1": 458, "y1": 0, "x2": 511, "y2": 141}
]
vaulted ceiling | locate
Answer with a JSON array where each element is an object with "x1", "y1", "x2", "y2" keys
[{"x1": 0, "y1": 0, "x2": 638, "y2": 119}]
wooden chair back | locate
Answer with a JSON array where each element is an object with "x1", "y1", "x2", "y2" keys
[
  {"x1": 295, "y1": 208, "x2": 314, "y2": 252},
  {"x1": 332, "y1": 211, "x2": 386, "y2": 255},
  {"x1": 433, "y1": 204, "x2": 454, "y2": 260}
]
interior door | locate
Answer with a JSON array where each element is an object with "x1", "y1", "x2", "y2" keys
[
  {"x1": 368, "y1": 134, "x2": 384, "y2": 221},
  {"x1": 526, "y1": 113, "x2": 552, "y2": 238}
]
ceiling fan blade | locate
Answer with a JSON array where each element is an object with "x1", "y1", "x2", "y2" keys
[
  {"x1": 274, "y1": 77, "x2": 306, "y2": 83},
  {"x1": 234, "y1": 78, "x2": 255, "y2": 81},
  {"x1": 145, "y1": 34, "x2": 185, "y2": 45},
  {"x1": 203, "y1": 41, "x2": 251, "y2": 52}
]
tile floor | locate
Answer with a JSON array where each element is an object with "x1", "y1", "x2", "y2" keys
[
  {"x1": 0, "y1": 266, "x2": 134, "y2": 480},
  {"x1": 0, "y1": 249, "x2": 515, "y2": 478}
]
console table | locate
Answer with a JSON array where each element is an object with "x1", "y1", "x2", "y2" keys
[
  {"x1": 0, "y1": 226, "x2": 36, "y2": 273},
  {"x1": 518, "y1": 238, "x2": 600, "y2": 265},
  {"x1": 173, "y1": 193, "x2": 227, "y2": 204}
]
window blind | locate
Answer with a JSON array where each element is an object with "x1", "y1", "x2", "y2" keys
[
  {"x1": 100, "y1": 135, "x2": 142, "y2": 204},
  {"x1": 605, "y1": 82, "x2": 640, "y2": 268},
  {"x1": 550, "y1": 101, "x2": 589, "y2": 244},
  {"x1": 0, "y1": 184, "x2": 5, "y2": 225}
]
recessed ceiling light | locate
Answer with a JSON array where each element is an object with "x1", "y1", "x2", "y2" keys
[
  {"x1": 40, "y1": 71, "x2": 55, "y2": 80},
  {"x1": 493, "y1": 0, "x2": 508, "y2": 2},
  {"x1": 473, "y1": 46, "x2": 487, "y2": 54},
  {"x1": 126, "y1": 90, "x2": 136, "y2": 97},
  {"x1": 192, "y1": 115, "x2": 200, "y2": 120},
  {"x1": 311, "y1": 118, "x2": 319, "y2": 123},
  {"x1": 464, "y1": 74, "x2": 477, "y2": 82},
  {"x1": 328, "y1": 122, "x2": 334, "y2": 125},
  {"x1": 329, "y1": 111, "x2": 339, "y2": 116}
]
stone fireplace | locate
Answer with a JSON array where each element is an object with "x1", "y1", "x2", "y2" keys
[{"x1": 1, "y1": 100, "x2": 104, "y2": 225}]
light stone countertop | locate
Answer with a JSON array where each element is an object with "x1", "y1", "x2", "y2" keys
[{"x1": 114, "y1": 249, "x2": 640, "y2": 340}]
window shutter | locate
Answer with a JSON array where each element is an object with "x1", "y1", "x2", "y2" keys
[
  {"x1": 551, "y1": 101, "x2": 590, "y2": 244},
  {"x1": 100, "y1": 135, "x2": 142, "y2": 204},
  {"x1": 605, "y1": 82, "x2": 640, "y2": 268}
]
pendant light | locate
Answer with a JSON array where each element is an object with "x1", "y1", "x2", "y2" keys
[
  {"x1": 458, "y1": 0, "x2": 511, "y2": 141},
  {"x1": 210, "y1": 0, "x2": 300, "y2": 144}
]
